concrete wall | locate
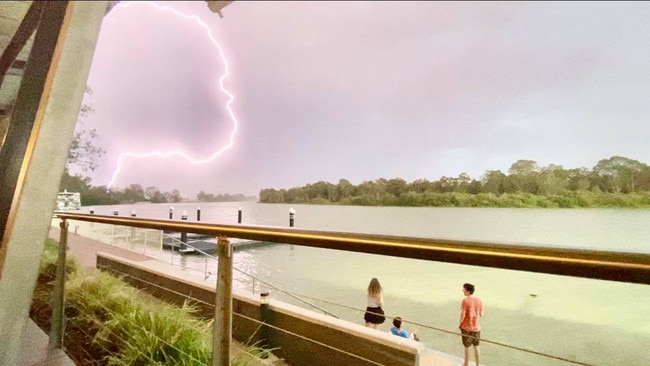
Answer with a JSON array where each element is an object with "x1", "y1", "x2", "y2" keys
[{"x1": 96, "y1": 253, "x2": 422, "y2": 366}]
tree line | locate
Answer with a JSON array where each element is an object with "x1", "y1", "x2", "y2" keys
[
  {"x1": 258, "y1": 156, "x2": 650, "y2": 208},
  {"x1": 59, "y1": 172, "x2": 255, "y2": 206}
]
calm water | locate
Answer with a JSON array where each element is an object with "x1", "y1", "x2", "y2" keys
[{"x1": 83, "y1": 202, "x2": 650, "y2": 366}]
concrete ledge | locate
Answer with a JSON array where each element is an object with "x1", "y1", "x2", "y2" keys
[{"x1": 96, "y1": 252, "x2": 422, "y2": 366}]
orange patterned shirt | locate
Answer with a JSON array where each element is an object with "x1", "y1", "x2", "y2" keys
[{"x1": 460, "y1": 296, "x2": 483, "y2": 332}]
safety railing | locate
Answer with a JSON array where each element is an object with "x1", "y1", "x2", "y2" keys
[
  {"x1": 56, "y1": 212, "x2": 650, "y2": 284},
  {"x1": 48, "y1": 213, "x2": 650, "y2": 366}
]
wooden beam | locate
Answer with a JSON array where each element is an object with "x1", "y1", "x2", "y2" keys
[{"x1": 0, "y1": 2, "x2": 47, "y2": 87}]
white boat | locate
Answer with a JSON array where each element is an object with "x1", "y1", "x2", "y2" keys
[{"x1": 56, "y1": 190, "x2": 81, "y2": 211}]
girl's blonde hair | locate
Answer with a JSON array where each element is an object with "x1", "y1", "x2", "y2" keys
[{"x1": 367, "y1": 277, "x2": 382, "y2": 297}]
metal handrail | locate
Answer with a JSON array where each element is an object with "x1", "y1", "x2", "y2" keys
[{"x1": 55, "y1": 213, "x2": 650, "y2": 285}]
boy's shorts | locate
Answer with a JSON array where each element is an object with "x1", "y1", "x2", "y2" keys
[{"x1": 461, "y1": 329, "x2": 480, "y2": 347}]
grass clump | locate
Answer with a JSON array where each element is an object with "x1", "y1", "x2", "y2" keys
[{"x1": 66, "y1": 271, "x2": 212, "y2": 365}]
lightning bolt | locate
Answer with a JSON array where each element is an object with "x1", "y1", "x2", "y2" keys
[{"x1": 106, "y1": 1, "x2": 238, "y2": 190}]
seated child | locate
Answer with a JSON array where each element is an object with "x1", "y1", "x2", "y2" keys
[
  {"x1": 390, "y1": 317, "x2": 410, "y2": 339},
  {"x1": 389, "y1": 317, "x2": 421, "y2": 341}
]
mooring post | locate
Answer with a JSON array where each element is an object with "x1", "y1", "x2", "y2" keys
[
  {"x1": 260, "y1": 291, "x2": 271, "y2": 358},
  {"x1": 197, "y1": 206, "x2": 201, "y2": 221},
  {"x1": 113, "y1": 209, "x2": 119, "y2": 216},
  {"x1": 49, "y1": 219, "x2": 68, "y2": 348},
  {"x1": 169, "y1": 206, "x2": 174, "y2": 220},
  {"x1": 212, "y1": 237, "x2": 233, "y2": 366},
  {"x1": 89, "y1": 208, "x2": 94, "y2": 214},
  {"x1": 180, "y1": 210, "x2": 188, "y2": 250},
  {"x1": 237, "y1": 207, "x2": 242, "y2": 224},
  {"x1": 289, "y1": 207, "x2": 295, "y2": 227},
  {"x1": 130, "y1": 210, "x2": 136, "y2": 240}
]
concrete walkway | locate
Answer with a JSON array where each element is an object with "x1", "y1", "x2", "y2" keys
[
  {"x1": 18, "y1": 320, "x2": 76, "y2": 366},
  {"x1": 49, "y1": 225, "x2": 152, "y2": 269}
]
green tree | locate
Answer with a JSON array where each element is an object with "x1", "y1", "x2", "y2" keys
[
  {"x1": 508, "y1": 160, "x2": 539, "y2": 193},
  {"x1": 567, "y1": 168, "x2": 591, "y2": 191},
  {"x1": 481, "y1": 170, "x2": 506, "y2": 194},
  {"x1": 453, "y1": 173, "x2": 472, "y2": 193},
  {"x1": 337, "y1": 179, "x2": 355, "y2": 199},
  {"x1": 538, "y1": 164, "x2": 568, "y2": 195},
  {"x1": 593, "y1": 156, "x2": 647, "y2": 193},
  {"x1": 386, "y1": 178, "x2": 407, "y2": 197},
  {"x1": 166, "y1": 189, "x2": 182, "y2": 203},
  {"x1": 409, "y1": 178, "x2": 431, "y2": 193},
  {"x1": 66, "y1": 87, "x2": 105, "y2": 173},
  {"x1": 121, "y1": 184, "x2": 145, "y2": 203}
]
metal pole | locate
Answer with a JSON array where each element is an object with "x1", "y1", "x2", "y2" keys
[
  {"x1": 212, "y1": 237, "x2": 232, "y2": 366},
  {"x1": 169, "y1": 206, "x2": 173, "y2": 220},
  {"x1": 197, "y1": 206, "x2": 201, "y2": 221},
  {"x1": 260, "y1": 291, "x2": 270, "y2": 358},
  {"x1": 130, "y1": 210, "x2": 136, "y2": 241},
  {"x1": 237, "y1": 207, "x2": 242, "y2": 224},
  {"x1": 180, "y1": 211, "x2": 188, "y2": 250},
  {"x1": 289, "y1": 208, "x2": 295, "y2": 227},
  {"x1": 49, "y1": 219, "x2": 68, "y2": 348}
]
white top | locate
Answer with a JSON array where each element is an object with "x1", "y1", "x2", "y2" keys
[{"x1": 367, "y1": 292, "x2": 384, "y2": 307}]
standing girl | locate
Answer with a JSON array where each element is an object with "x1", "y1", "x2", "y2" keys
[{"x1": 364, "y1": 278, "x2": 385, "y2": 329}]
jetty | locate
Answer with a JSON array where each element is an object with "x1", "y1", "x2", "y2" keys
[{"x1": 161, "y1": 231, "x2": 268, "y2": 254}]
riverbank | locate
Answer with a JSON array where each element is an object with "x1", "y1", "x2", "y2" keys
[{"x1": 260, "y1": 191, "x2": 650, "y2": 208}]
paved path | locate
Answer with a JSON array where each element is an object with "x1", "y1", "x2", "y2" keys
[{"x1": 49, "y1": 226, "x2": 151, "y2": 269}]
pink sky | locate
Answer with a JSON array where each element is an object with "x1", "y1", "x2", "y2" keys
[{"x1": 81, "y1": 1, "x2": 650, "y2": 196}]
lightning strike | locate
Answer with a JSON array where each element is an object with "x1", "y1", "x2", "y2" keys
[{"x1": 106, "y1": 1, "x2": 238, "y2": 190}]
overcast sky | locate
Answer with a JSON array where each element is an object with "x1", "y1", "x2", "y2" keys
[{"x1": 82, "y1": 1, "x2": 650, "y2": 196}]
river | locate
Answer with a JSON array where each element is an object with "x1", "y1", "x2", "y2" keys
[{"x1": 79, "y1": 202, "x2": 650, "y2": 366}]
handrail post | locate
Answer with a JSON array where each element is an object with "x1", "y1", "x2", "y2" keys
[
  {"x1": 49, "y1": 218, "x2": 68, "y2": 348},
  {"x1": 143, "y1": 230, "x2": 147, "y2": 255},
  {"x1": 212, "y1": 236, "x2": 233, "y2": 366}
]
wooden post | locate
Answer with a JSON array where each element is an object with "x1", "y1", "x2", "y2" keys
[
  {"x1": 212, "y1": 237, "x2": 232, "y2": 366},
  {"x1": 49, "y1": 219, "x2": 68, "y2": 348},
  {"x1": 289, "y1": 207, "x2": 295, "y2": 227}
]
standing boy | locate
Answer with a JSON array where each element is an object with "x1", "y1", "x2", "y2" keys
[{"x1": 459, "y1": 283, "x2": 484, "y2": 366}]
